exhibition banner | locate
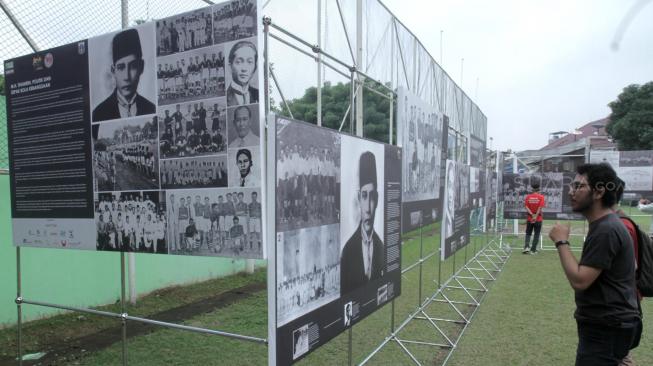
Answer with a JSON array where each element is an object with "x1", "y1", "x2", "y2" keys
[
  {"x1": 396, "y1": 87, "x2": 447, "y2": 232},
  {"x1": 485, "y1": 170, "x2": 498, "y2": 229},
  {"x1": 441, "y1": 159, "x2": 471, "y2": 260},
  {"x1": 501, "y1": 172, "x2": 582, "y2": 220},
  {"x1": 272, "y1": 116, "x2": 402, "y2": 364},
  {"x1": 590, "y1": 150, "x2": 653, "y2": 194},
  {"x1": 5, "y1": 0, "x2": 266, "y2": 258}
]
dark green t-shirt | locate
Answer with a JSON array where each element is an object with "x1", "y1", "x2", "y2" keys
[{"x1": 575, "y1": 213, "x2": 639, "y2": 324}]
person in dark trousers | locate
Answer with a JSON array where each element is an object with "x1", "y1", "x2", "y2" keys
[
  {"x1": 548, "y1": 163, "x2": 641, "y2": 366},
  {"x1": 523, "y1": 182, "x2": 545, "y2": 254}
]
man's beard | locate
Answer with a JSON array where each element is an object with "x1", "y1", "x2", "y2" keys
[{"x1": 572, "y1": 194, "x2": 593, "y2": 214}]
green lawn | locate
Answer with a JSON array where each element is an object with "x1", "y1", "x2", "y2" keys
[{"x1": 3, "y1": 211, "x2": 652, "y2": 365}]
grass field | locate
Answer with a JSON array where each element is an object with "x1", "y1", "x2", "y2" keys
[{"x1": 1, "y1": 210, "x2": 652, "y2": 365}]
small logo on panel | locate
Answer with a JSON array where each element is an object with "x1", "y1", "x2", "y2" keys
[
  {"x1": 44, "y1": 53, "x2": 53, "y2": 68},
  {"x1": 78, "y1": 41, "x2": 86, "y2": 55},
  {"x1": 32, "y1": 55, "x2": 43, "y2": 70}
]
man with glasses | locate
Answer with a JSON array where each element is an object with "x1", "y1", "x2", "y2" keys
[
  {"x1": 340, "y1": 151, "x2": 384, "y2": 295},
  {"x1": 549, "y1": 164, "x2": 641, "y2": 365},
  {"x1": 523, "y1": 181, "x2": 545, "y2": 254},
  {"x1": 93, "y1": 28, "x2": 156, "y2": 122}
]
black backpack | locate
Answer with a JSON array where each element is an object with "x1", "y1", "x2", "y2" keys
[{"x1": 620, "y1": 215, "x2": 653, "y2": 297}]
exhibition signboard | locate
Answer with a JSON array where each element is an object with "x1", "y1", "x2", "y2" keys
[
  {"x1": 441, "y1": 159, "x2": 471, "y2": 259},
  {"x1": 271, "y1": 116, "x2": 402, "y2": 364},
  {"x1": 501, "y1": 172, "x2": 582, "y2": 220},
  {"x1": 5, "y1": 0, "x2": 266, "y2": 258},
  {"x1": 396, "y1": 87, "x2": 447, "y2": 232},
  {"x1": 590, "y1": 150, "x2": 653, "y2": 194}
]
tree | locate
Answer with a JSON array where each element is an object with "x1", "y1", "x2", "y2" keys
[
  {"x1": 0, "y1": 74, "x2": 5, "y2": 95},
  {"x1": 278, "y1": 80, "x2": 394, "y2": 144},
  {"x1": 606, "y1": 82, "x2": 653, "y2": 150}
]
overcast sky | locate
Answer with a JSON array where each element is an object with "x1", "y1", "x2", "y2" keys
[{"x1": 380, "y1": 0, "x2": 653, "y2": 152}]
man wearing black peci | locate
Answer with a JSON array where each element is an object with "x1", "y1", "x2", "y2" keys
[
  {"x1": 340, "y1": 151, "x2": 384, "y2": 295},
  {"x1": 93, "y1": 28, "x2": 156, "y2": 122}
]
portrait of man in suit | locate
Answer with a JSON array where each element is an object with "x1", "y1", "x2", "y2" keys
[
  {"x1": 340, "y1": 151, "x2": 384, "y2": 295},
  {"x1": 226, "y1": 40, "x2": 259, "y2": 106},
  {"x1": 92, "y1": 28, "x2": 156, "y2": 122}
]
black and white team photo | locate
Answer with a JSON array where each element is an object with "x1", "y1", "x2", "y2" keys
[
  {"x1": 92, "y1": 117, "x2": 159, "y2": 192},
  {"x1": 158, "y1": 98, "x2": 227, "y2": 158},
  {"x1": 156, "y1": 7, "x2": 213, "y2": 56},
  {"x1": 157, "y1": 45, "x2": 226, "y2": 105},
  {"x1": 276, "y1": 224, "x2": 341, "y2": 326},
  {"x1": 275, "y1": 118, "x2": 340, "y2": 232},
  {"x1": 160, "y1": 156, "x2": 228, "y2": 189},
  {"x1": 89, "y1": 24, "x2": 157, "y2": 123},
  {"x1": 95, "y1": 191, "x2": 167, "y2": 253},
  {"x1": 213, "y1": 0, "x2": 257, "y2": 44},
  {"x1": 165, "y1": 188, "x2": 262, "y2": 258}
]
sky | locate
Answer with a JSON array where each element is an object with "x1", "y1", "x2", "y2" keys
[
  {"x1": 379, "y1": 0, "x2": 653, "y2": 152},
  {"x1": 2, "y1": 0, "x2": 651, "y2": 153}
]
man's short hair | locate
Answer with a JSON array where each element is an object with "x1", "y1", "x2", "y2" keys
[
  {"x1": 531, "y1": 181, "x2": 540, "y2": 191},
  {"x1": 233, "y1": 105, "x2": 252, "y2": 121},
  {"x1": 359, "y1": 151, "x2": 377, "y2": 190},
  {"x1": 615, "y1": 177, "x2": 625, "y2": 203},
  {"x1": 228, "y1": 40, "x2": 257, "y2": 65},
  {"x1": 576, "y1": 163, "x2": 620, "y2": 208},
  {"x1": 236, "y1": 148, "x2": 252, "y2": 163},
  {"x1": 112, "y1": 28, "x2": 142, "y2": 63}
]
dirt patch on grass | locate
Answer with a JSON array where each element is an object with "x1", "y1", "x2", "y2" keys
[{"x1": 0, "y1": 281, "x2": 265, "y2": 366}]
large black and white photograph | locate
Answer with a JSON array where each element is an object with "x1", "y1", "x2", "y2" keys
[
  {"x1": 92, "y1": 117, "x2": 159, "y2": 192},
  {"x1": 398, "y1": 87, "x2": 444, "y2": 202},
  {"x1": 95, "y1": 191, "x2": 167, "y2": 253},
  {"x1": 224, "y1": 37, "x2": 259, "y2": 106},
  {"x1": 340, "y1": 135, "x2": 385, "y2": 295},
  {"x1": 156, "y1": 7, "x2": 213, "y2": 57},
  {"x1": 441, "y1": 159, "x2": 471, "y2": 259},
  {"x1": 619, "y1": 150, "x2": 653, "y2": 167},
  {"x1": 165, "y1": 187, "x2": 262, "y2": 258},
  {"x1": 158, "y1": 98, "x2": 227, "y2": 158},
  {"x1": 213, "y1": 0, "x2": 257, "y2": 44},
  {"x1": 227, "y1": 146, "x2": 260, "y2": 188},
  {"x1": 227, "y1": 104, "x2": 260, "y2": 148},
  {"x1": 275, "y1": 118, "x2": 340, "y2": 232},
  {"x1": 589, "y1": 150, "x2": 620, "y2": 168},
  {"x1": 502, "y1": 172, "x2": 581, "y2": 220},
  {"x1": 157, "y1": 45, "x2": 226, "y2": 105},
  {"x1": 276, "y1": 224, "x2": 340, "y2": 326},
  {"x1": 619, "y1": 167, "x2": 653, "y2": 192},
  {"x1": 160, "y1": 155, "x2": 228, "y2": 189},
  {"x1": 470, "y1": 135, "x2": 485, "y2": 168},
  {"x1": 89, "y1": 24, "x2": 157, "y2": 123}
]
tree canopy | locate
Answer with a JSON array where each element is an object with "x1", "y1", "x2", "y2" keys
[
  {"x1": 606, "y1": 81, "x2": 653, "y2": 150},
  {"x1": 276, "y1": 80, "x2": 394, "y2": 144}
]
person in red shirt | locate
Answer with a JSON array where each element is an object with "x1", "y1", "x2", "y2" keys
[{"x1": 523, "y1": 182, "x2": 545, "y2": 254}]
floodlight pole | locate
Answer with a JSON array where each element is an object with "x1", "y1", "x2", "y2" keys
[
  {"x1": 317, "y1": 0, "x2": 322, "y2": 127},
  {"x1": 355, "y1": 0, "x2": 363, "y2": 137}
]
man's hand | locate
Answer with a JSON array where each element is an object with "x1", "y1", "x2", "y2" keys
[
  {"x1": 549, "y1": 222, "x2": 570, "y2": 243},
  {"x1": 531, "y1": 214, "x2": 538, "y2": 221}
]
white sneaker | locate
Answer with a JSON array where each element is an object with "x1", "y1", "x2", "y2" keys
[{"x1": 522, "y1": 248, "x2": 530, "y2": 254}]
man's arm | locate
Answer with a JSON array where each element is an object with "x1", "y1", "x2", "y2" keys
[{"x1": 549, "y1": 222, "x2": 602, "y2": 291}]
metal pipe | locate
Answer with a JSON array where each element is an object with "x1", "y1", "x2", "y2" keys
[
  {"x1": 270, "y1": 68, "x2": 294, "y2": 119},
  {"x1": 0, "y1": 0, "x2": 39, "y2": 52},
  {"x1": 317, "y1": 0, "x2": 322, "y2": 127},
  {"x1": 16, "y1": 247, "x2": 23, "y2": 366},
  {"x1": 120, "y1": 253, "x2": 127, "y2": 365},
  {"x1": 350, "y1": 70, "x2": 355, "y2": 134},
  {"x1": 335, "y1": 0, "x2": 356, "y2": 64},
  {"x1": 268, "y1": 33, "x2": 350, "y2": 80}
]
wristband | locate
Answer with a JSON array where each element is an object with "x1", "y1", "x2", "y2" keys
[{"x1": 555, "y1": 240, "x2": 570, "y2": 248}]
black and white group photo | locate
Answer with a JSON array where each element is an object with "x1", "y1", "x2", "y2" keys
[
  {"x1": 213, "y1": 0, "x2": 257, "y2": 44},
  {"x1": 156, "y1": 7, "x2": 214, "y2": 56},
  {"x1": 227, "y1": 146, "x2": 260, "y2": 188},
  {"x1": 92, "y1": 117, "x2": 159, "y2": 192},
  {"x1": 158, "y1": 98, "x2": 227, "y2": 158},
  {"x1": 165, "y1": 188, "x2": 262, "y2": 258},
  {"x1": 94, "y1": 191, "x2": 167, "y2": 253},
  {"x1": 276, "y1": 224, "x2": 340, "y2": 326},
  {"x1": 160, "y1": 155, "x2": 228, "y2": 189},
  {"x1": 275, "y1": 118, "x2": 340, "y2": 232},
  {"x1": 399, "y1": 89, "x2": 444, "y2": 203},
  {"x1": 89, "y1": 24, "x2": 157, "y2": 123},
  {"x1": 157, "y1": 45, "x2": 226, "y2": 105},
  {"x1": 339, "y1": 135, "x2": 385, "y2": 295},
  {"x1": 502, "y1": 173, "x2": 563, "y2": 214}
]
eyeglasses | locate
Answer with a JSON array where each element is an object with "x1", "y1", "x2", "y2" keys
[{"x1": 568, "y1": 182, "x2": 589, "y2": 192}]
